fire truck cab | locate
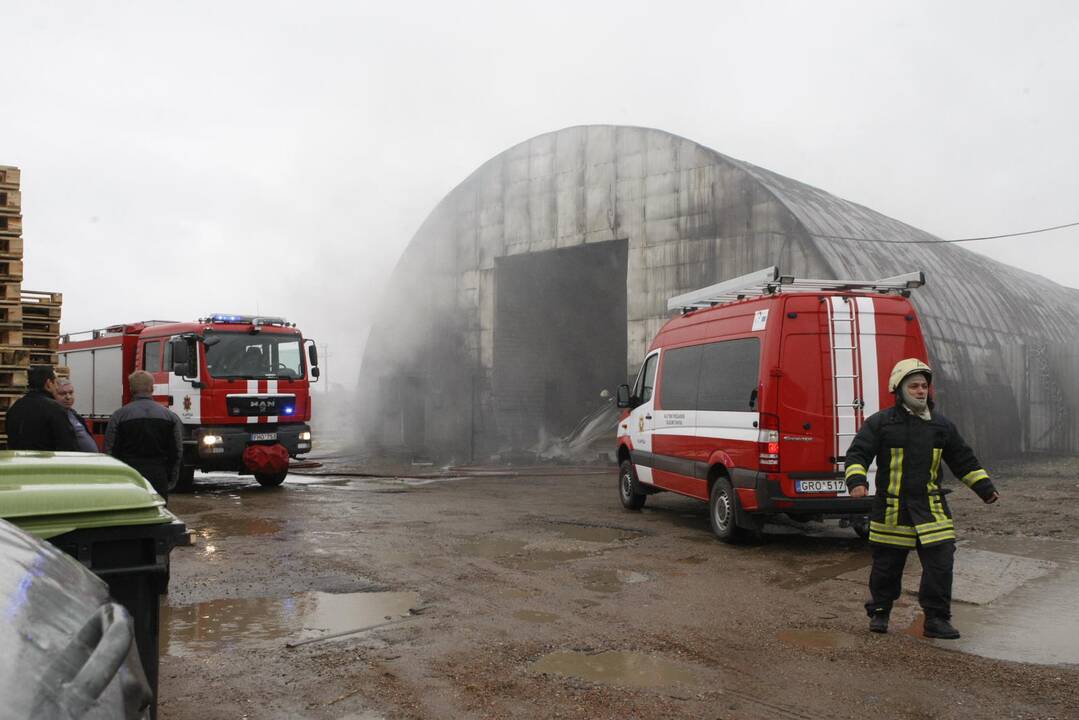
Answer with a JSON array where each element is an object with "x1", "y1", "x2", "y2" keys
[
  {"x1": 615, "y1": 267, "x2": 929, "y2": 541},
  {"x1": 60, "y1": 314, "x2": 320, "y2": 491}
]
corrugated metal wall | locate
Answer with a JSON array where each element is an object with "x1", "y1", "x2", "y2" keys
[{"x1": 361, "y1": 125, "x2": 1079, "y2": 461}]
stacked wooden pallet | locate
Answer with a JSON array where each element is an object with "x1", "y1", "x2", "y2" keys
[
  {"x1": 0, "y1": 165, "x2": 24, "y2": 448},
  {"x1": 0, "y1": 166, "x2": 66, "y2": 449}
]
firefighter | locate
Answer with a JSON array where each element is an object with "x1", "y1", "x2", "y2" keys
[{"x1": 845, "y1": 358, "x2": 999, "y2": 638}]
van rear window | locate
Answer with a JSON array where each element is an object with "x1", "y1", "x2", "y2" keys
[{"x1": 698, "y1": 338, "x2": 760, "y2": 411}]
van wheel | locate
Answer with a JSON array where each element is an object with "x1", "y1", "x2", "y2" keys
[
  {"x1": 255, "y1": 471, "x2": 288, "y2": 487},
  {"x1": 618, "y1": 460, "x2": 647, "y2": 510},
  {"x1": 851, "y1": 516, "x2": 870, "y2": 540},
  {"x1": 172, "y1": 466, "x2": 196, "y2": 494},
  {"x1": 709, "y1": 476, "x2": 743, "y2": 543}
]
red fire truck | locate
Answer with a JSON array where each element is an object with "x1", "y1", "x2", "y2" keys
[{"x1": 59, "y1": 314, "x2": 319, "y2": 491}]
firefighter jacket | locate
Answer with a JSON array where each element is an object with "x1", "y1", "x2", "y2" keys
[{"x1": 844, "y1": 403, "x2": 995, "y2": 548}]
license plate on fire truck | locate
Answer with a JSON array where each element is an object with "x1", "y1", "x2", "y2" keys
[
  {"x1": 250, "y1": 432, "x2": 277, "y2": 442},
  {"x1": 796, "y1": 479, "x2": 846, "y2": 493}
]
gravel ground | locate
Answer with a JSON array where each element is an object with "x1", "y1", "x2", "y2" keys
[{"x1": 158, "y1": 454, "x2": 1079, "y2": 720}]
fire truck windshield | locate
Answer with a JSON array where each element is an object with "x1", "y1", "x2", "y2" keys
[{"x1": 203, "y1": 331, "x2": 305, "y2": 380}]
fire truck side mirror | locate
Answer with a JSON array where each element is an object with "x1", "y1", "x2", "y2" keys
[{"x1": 305, "y1": 341, "x2": 320, "y2": 382}]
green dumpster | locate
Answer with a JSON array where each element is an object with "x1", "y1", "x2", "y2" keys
[{"x1": 0, "y1": 450, "x2": 187, "y2": 720}]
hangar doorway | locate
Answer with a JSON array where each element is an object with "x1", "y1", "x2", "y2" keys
[{"x1": 493, "y1": 239, "x2": 628, "y2": 449}]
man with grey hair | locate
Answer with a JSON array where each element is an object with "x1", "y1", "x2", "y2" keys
[
  {"x1": 51, "y1": 377, "x2": 99, "y2": 453},
  {"x1": 105, "y1": 370, "x2": 184, "y2": 500}
]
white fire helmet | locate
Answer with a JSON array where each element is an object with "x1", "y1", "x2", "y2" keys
[{"x1": 888, "y1": 358, "x2": 933, "y2": 393}]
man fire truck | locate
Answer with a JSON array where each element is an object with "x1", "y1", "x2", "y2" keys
[{"x1": 59, "y1": 314, "x2": 319, "y2": 492}]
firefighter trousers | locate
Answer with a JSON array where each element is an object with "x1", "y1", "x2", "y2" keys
[{"x1": 865, "y1": 541, "x2": 955, "y2": 619}]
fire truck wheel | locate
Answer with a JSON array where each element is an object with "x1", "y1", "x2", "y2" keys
[
  {"x1": 172, "y1": 467, "x2": 196, "y2": 494},
  {"x1": 618, "y1": 460, "x2": 647, "y2": 510},
  {"x1": 851, "y1": 515, "x2": 870, "y2": 540},
  {"x1": 255, "y1": 471, "x2": 288, "y2": 488},
  {"x1": 709, "y1": 476, "x2": 743, "y2": 543}
]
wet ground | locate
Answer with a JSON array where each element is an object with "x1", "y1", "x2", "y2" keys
[{"x1": 159, "y1": 455, "x2": 1079, "y2": 719}]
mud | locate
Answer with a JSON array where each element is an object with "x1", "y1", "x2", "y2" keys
[{"x1": 159, "y1": 455, "x2": 1079, "y2": 720}]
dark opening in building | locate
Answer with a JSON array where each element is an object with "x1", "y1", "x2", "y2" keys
[{"x1": 493, "y1": 239, "x2": 628, "y2": 448}]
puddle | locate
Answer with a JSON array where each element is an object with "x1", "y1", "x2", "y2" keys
[
  {"x1": 458, "y1": 538, "x2": 529, "y2": 559},
  {"x1": 581, "y1": 569, "x2": 650, "y2": 593},
  {"x1": 513, "y1": 610, "x2": 560, "y2": 624},
  {"x1": 777, "y1": 629, "x2": 858, "y2": 650},
  {"x1": 161, "y1": 590, "x2": 420, "y2": 656},
  {"x1": 549, "y1": 523, "x2": 641, "y2": 543},
  {"x1": 192, "y1": 513, "x2": 284, "y2": 540},
  {"x1": 532, "y1": 650, "x2": 698, "y2": 689}
]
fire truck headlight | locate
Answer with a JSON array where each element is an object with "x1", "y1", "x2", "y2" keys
[
  {"x1": 299, "y1": 431, "x2": 311, "y2": 441},
  {"x1": 201, "y1": 434, "x2": 223, "y2": 447}
]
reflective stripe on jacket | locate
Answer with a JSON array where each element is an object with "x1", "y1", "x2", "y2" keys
[{"x1": 844, "y1": 403, "x2": 995, "y2": 548}]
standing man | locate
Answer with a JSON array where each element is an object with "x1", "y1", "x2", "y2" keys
[
  {"x1": 844, "y1": 358, "x2": 999, "y2": 639},
  {"x1": 105, "y1": 370, "x2": 183, "y2": 500},
  {"x1": 6, "y1": 365, "x2": 79, "y2": 451},
  {"x1": 52, "y1": 378, "x2": 100, "y2": 453}
]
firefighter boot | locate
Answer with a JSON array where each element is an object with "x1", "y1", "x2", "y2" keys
[
  {"x1": 869, "y1": 610, "x2": 890, "y2": 634},
  {"x1": 923, "y1": 615, "x2": 961, "y2": 639}
]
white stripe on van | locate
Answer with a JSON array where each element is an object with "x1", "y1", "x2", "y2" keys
[{"x1": 854, "y1": 296, "x2": 879, "y2": 493}]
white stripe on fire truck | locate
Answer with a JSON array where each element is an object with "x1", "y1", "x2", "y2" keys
[{"x1": 247, "y1": 380, "x2": 258, "y2": 423}]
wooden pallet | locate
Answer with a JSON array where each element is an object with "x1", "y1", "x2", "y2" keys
[
  {"x1": 28, "y1": 350, "x2": 57, "y2": 366},
  {"x1": 0, "y1": 215, "x2": 20, "y2": 236},
  {"x1": 21, "y1": 334, "x2": 57, "y2": 351},
  {"x1": 0, "y1": 259, "x2": 22, "y2": 281},
  {"x1": 1, "y1": 283, "x2": 19, "y2": 302},
  {"x1": 0, "y1": 302, "x2": 20, "y2": 325},
  {"x1": 22, "y1": 301, "x2": 60, "y2": 320},
  {"x1": 0, "y1": 393, "x2": 20, "y2": 412},
  {"x1": 22, "y1": 318, "x2": 58, "y2": 335},
  {"x1": 0, "y1": 347, "x2": 29, "y2": 369},
  {"x1": 0, "y1": 328, "x2": 21, "y2": 346},
  {"x1": 21, "y1": 290, "x2": 61, "y2": 306},
  {"x1": 0, "y1": 369, "x2": 27, "y2": 388},
  {"x1": 0, "y1": 166, "x2": 18, "y2": 190},
  {"x1": 54, "y1": 365, "x2": 70, "y2": 378},
  {"x1": 0, "y1": 236, "x2": 22, "y2": 259},
  {"x1": 0, "y1": 190, "x2": 19, "y2": 214}
]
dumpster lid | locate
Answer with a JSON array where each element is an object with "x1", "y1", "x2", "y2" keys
[{"x1": 0, "y1": 451, "x2": 177, "y2": 539}]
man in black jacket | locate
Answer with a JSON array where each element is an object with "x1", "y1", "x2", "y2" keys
[
  {"x1": 6, "y1": 365, "x2": 79, "y2": 451},
  {"x1": 845, "y1": 358, "x2": 999, "y2": 639},
  {"x1": 104, "y1": 370, "x2": 183, "y2": 500}
]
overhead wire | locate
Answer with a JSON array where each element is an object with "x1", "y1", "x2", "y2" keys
[{"x1": 808, "y1": 220, "x2": 1079, "y2": 245}]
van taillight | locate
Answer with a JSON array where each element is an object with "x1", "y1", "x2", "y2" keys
[{"x1": 758, "y1": 413, "x2": 780, "y2": 470}]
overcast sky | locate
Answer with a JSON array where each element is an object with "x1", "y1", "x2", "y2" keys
[{"x1": 3, "y1": 1, "x2": 1077, "y2": 389}]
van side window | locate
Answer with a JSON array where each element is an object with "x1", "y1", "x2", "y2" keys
[
  {"x1": 658, "y1": 346, "x2": 703, "y2": 410},
  {"x1": 638, "y1": 353, "x2": 659, "y2": 403},
  {"x1": 698, "y1": 338, "x2": 761, "y2": 411},
  {"x1": 143, "y1": 341, "x2": 162, "y2": 372}
]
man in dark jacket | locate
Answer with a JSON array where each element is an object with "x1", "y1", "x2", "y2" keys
[
  {"x1": 845, "y1": 358, "x2": 999, "y2": 639},
  {"x1": 104, "y1": 370, "x2": 183, "y2": 500},
  {"x1": 6, "y1": 365, "x2": 79, "y2": 451}
]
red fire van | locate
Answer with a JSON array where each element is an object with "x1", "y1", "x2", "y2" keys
[{"x1": 615, "y1": 267, "x2": 928, "y2": 541}]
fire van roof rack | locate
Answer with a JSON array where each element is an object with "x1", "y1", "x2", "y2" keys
[{"x1": 667, "y1": 266, "x2": 926, "y2": 313}]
